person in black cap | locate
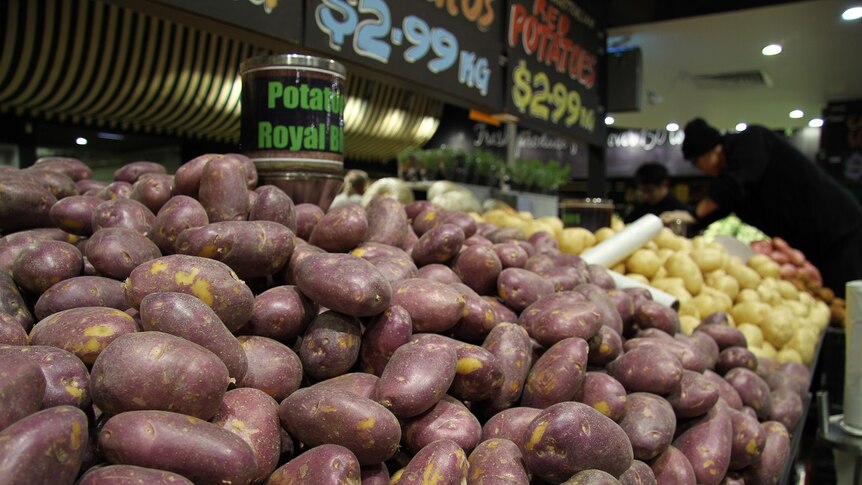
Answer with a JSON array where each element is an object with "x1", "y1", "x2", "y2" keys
[
  {"x1": 624, "y1": 162, "x2": 692, "y2": 224},
  {"x1": 682, "y1": 117, "x2": 862, "y2": 297}
]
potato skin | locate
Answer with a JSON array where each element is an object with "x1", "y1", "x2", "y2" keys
[
  {"x1": 573, "y1": 372, "x2": 628, "y2": 422},
  {"x1": 34, "y1": 276, "x2": 128, "y2": 320},
  {"x1": 249, "y1": 185, "x2": 297, "y2": 232},
  {"x1": 129, "y1": 173, "x2": 174, "y2": 213},
  {"x1": 33, "y1": 156, "x2": 93, "y2": 181},
  {"x1": 299, "y1": 310, "x2": 362, "y2": 381},
  {"x1": 411, "y1": 223, "x2": 466, "y2": 267},
  {"x1": 294, "y1": 202, "x2": 324, "y2": 240},
  {"x1": 391, "y1": 439, "x2": 468, "y2": 485},
  {"x1": 245, "y1": 285, "x2": 318, "y2": 343},
  {"x1": 199, "y1": 155, "x2": 250, "y2": 222},
  {"x1": 453, "y1": 243, "x2": 502, "y2": 295},
  {"x1": 0, "y1": 178, "x2": 56, "y2": 231},
  {"x1": 0, "y1": 345, "x2": 91, "y2": 409},
  {"x1": 29, "y1": 306, "x2": 138, "y2": 365},
  {"x1": 99, "y1": 410, "x2": 257, "y2": 485},
  {"x1": 481, "y1": 407, "x2": 543, "y2": 443},
  {"x1": 497, "y1": 268, "x2": 555, "y2": 312},
  {"x1": 391, "y1": 278, "x2": 465, "y2": 333},
  {"x1": 175, "y1": 220, "x2": 296, "y2": 279},
  {"x1": 618, "y1": 460, "x2": 657, "y2": 485},
  {"x1": 724, "y1": 367, "x2": 773, "y2": 420},
  {"x1": 309, "y1": 372, "x2": 380, "y2": 399},
  {"x1": 769, "y1": 387, "x2": 803, "y2": 431},
  {"x1": 351, "y1": 242, "x2": 419, "y2": 283},
  {"x1": 575, "y1": 283, "x2": 625, "y2": 335},
  {"x1": 740, "y1": 421, "x2": 790, "y2": 485},
  {"x1": 212, "y1": 388, "x2": 281, "y2": 483},
  {"x1": 467, "y1": 438, "x2": 529, "y2": 485},
  {"x1": 78, "y1": 464, "x2": 195, "y2": 485},
  {"x1": 519, "y1": 293, "x2": 601, "y2": 347},
  {"x1": 607, "y1": 346, "x2": 683, "y2": 395},
  {"x1": 364, "y1": 195, "x2": 408, "y2": 247},
  {"x1": 0, "y1": 405, "x2": 89, "y2": 485},
  {"x1": 91, "y1": 198, "x2": 156, "y2": 236},
  {"x1": 521, "y1": 401, "x2": 633, "y2": 481},
  {"x1": 0, "y1": 353, "x2": 45, "y2": 431},
  {"x1": 294, "y1": 252, "x2": 392, "y2": 317},
  {"x1": 124, "y1": 254, "x2": 255, "y2": 332},
  {"x1": 238, "y1": 335, "x2": 303, "y2": 402},
  {"x1": 667, "y1": 369, "x2": 720, "y2": 418},
  {"x1": 695, "y1": 323, "x2": 747, "y2": 350},
  {"x1": 87, "y1": 227, "x2": 162, "y2": 280},
  {"x1": 151, "y1": 195, "x2": 209, "y2": 254},
  {"x1": 12, "y1": 239, "x2": 83, "y2": 295},
  {"x1": 479, "y1": 323, "x2": 533, "y2": 414},
  {"x1": 417, "y1": 262, "x2": 461, "y2": 284},
  {"x1": 374, "y1": 338, "x2": 457, "y2": 418},
  {"x1": 267, "y1": 444, "x2": 361, "y2": 485},
  {"x1": 619, "y1": 392, "x2": 676, "y2": 461},
  {"x1": 90, "y1": 331, "x2": 229, "y2": 419},
  {"x1": 521, "y1": 337, "x2": 589, "y2": 409},
  {"x1": 49, "y1": 194, "x2": 104, "y2": 236},
  {"x1": 309, "y1": 204, "x2": 368, "y2": 252},
  {"x1": 359, "y1": 304, "x2": 413, "y2": 376},
  {"x1": 624, "y1": 337, "x2": 708, "y2": 373},
  {"x1": 0, "y1": 313, "x2": 27, "y2": 345},
  {"x1": 114, "y1": 161, "x2": 167, "y2": 183},
  {"x1": 673, "y1": 403, "x2": 733, "y2": 485},
  {"x1": 728, "y1": 407, "x2": 767, "y2": 470},
  {"x1": 402, "y1": 395, "x2": 483, "y2": 454},
  {"x1": 589, "y1": 325, "x2": 624, "y2": 366},
  {"x1": 280, "y1": 386, "x2": 401, "y2": 465},
  {"x1": 139, "y1": 291, "x2": 247, "y2": 381},
  {"x1": 450, "y1": 282, "x2": 498, "y2": 342},
  {"x1": 0, "y1": 271, "x2": 34, "y2": 331},
  {"x1": 649, "y1": 445, "x2": 696, "y2": 485}
]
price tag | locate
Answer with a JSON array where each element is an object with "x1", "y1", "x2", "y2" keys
[{"x1": 305, "y1": 0, "x2": 504, "y2": 111}]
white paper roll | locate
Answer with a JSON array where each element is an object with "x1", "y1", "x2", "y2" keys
[
  {"x1": 842, "y1": 280, "x2": 862, "y2": 434},
  {"x1": 580, "y1": 214, "x2": 664, "y2": 268},
  {"x1": 609, "y1": 270, "x2": 680, "y2": 310}
]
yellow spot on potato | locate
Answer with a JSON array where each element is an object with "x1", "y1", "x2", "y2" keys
[
  {"x1": 198, "y1": 244, "x2": 219, "y2": 259},
  {"x1": 64, "y1": 385, "x2": 83, "y2": 400},
  {"x1": 524, "y1": 421, "x2": 547, "y2": 451},
  {"x1": 703, "y1": 459, "x2": 714, "y2": 469},
  {"x1": 70, "y1": 420, "x2": 83, "y2": 449},
  {"x1": 83, "y1": 325, "x2": 115, "y2": 338},
  {"x1": 230, "y1": 419, "x2": 246, "y2": 430},
  {"x1": 80, "y1": 338, "x2": 102, "y2": 354},
  {"x1": 456, "y1": 357, "x2": 483, "y2": 375},
  {"x1": 423, "y1": 463, "x2": 444, "y2": 484},
  {"x1": 150, "y1": 261, "x2": 168, "y2": 274},
  {"x1": 746, "y1": 439, "x2": 759, "y2": 454},
  {"x1": 320, "y1": 405, "x2": 338, "y2": 413},
  {"x1": 357, "y1": 417, "x2": 375, "y2": 430},
  {"x1": 593, "y1": 401, "x2": 611, "y2": 416}
]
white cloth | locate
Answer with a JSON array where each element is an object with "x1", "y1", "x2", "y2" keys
[{"x1": 329, "y1": 193, "x2": 362, "y2": 209}]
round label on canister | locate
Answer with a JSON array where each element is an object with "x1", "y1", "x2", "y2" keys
[{"x1": 240, "y1": 54, "x2": 346, "y2": 166}]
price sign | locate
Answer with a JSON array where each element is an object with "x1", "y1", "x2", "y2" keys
[
  {"x1": 505, "y1": 0, "x2": 605, "y2": 145},
  {"x1": 305, "y1": 0, "x2": 505, "y2": 111}
]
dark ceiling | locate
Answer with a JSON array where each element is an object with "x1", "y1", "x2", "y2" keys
[{"x1": 584, "y1": 0, "x2": 804, "y2": 28}]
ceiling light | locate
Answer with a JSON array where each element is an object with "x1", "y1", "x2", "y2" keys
[
  {"x1": 666, "y1": 122, "x2": 679, "y2": 132},
  {"x1": 97, "y1": 132, "x2": 125, "y2": 141},
  {"x1": 75, "y1": 137, "x2": 88, "y2": 145},
  {"x1": 761, "y1": 44, "x2": 782, "y2": 56},
  {"x1": 736, "y1": 123, "x2": 748, "y2": 132},
  {"x1": 809, "y1": 118, "x2": 824, "y2": 128},
  {"x1": 605, "y1": 116, "x2": 615, "y2": 125},
  {"x1": 789, "y1": 109, "x2": 804, "y2": 119},
  {"x1": 842, "y1": 6, "x2": 862, "y2": 20}
]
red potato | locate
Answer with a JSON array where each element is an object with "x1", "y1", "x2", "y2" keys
[
  {"x1": 0, "y1": 353, "x2": 45, "y2": 432},
  {"x1": 91, "y1": 198, "x2": 156, "y2": 236},
  {"x1": 575, "y1": 283, "x2": 625, "y2": 335},
  {"x1": 724, "y1": 367, "x2": 773, "y2": 420},
  {"x1": 667, "y1": 369, "x2": 720, "y2": 418},
  {"x1": 359, "y1": 304, "x2": 413, "y2": 375},
  {"x1": 90, "y1": 331, "x2": 229, "y2": 419},
  {"x1": 309, "y1": 203, "x2": 369, "y2": 252},
  {"x1": 78, "y1": 465, "x2": 195, "y2": 485},
  {"x1": 467, "y1": 438, "x2": 530, "y2": 485},
  {"x1": 364, "y1": 195, "x2": 408, "y2": 247},
  {"x1": 97, "y1": 181, "x2": 133, "y2": 200},
  {"x1": 452, "y1": 242, "x2": 501, "y2": 295},
  {"x1": 0, "y1": 345, "x2": 91, "y2": 409},
  {"x1": 267, "y1": 444, "x2": 361, "y2": 485},
  {"x1": 391, "y1": 277, "x2": 465, "y2": 333},
  {"x1": 244, "y1": 285, "x2": 318, "y2": 343},
  {"x1": 0, "y1": 178, "x2": 56, "y2": 231},
  {"x1": 308, "y1": 372, "x2": 380, "y2": 399},
  {"x1": 238, "y1": 335, "x2": 303, "y2": 402},
  {"x1": 564, "y1": 469, "x2": 621, "y2": 483},
  {"x1": 99, "y1": 410, "x2": 257, "y2": 485},
  {"x1": 740, "y1": 421, "x2": 790, "y2": 485},
  {"x1": 449, "y1": 282, "x2": 499, "y2": 342},
  {"x1": 411, "y1": 206, "x2": 446, "y2": 236},
  {"x1": 113, "y1": 161, "x2": 166, "y2": 183},
  {"x1": 150, "y1": 195, "x2": 209, "y2": 254},
  {"x1": 0, "y1": 271, "x2": 34, "y2": 331},
  {"x1": 298, "y1": 310, "x2": 362, "y2": 381},
  {"x1": 717, "y1": 346, "x2": 759, "y2": 375},
  {"x1": 139, "y1": 291, "x2": 247, "y2": 381},
  {"x1": 391, "y1": 439, "x2": 469, "y2": 485},
  {"x1": 769, "y1": 387, "x2": 804, "y2": 431},
  {"x1": 521, "y1": 337, "x2": 589, "y2": 409},
  {"x1": 411, "y1": 222, "x2": 466, "y2": 267},
  {"x1": 528, "y1": 230, "x2": 558, "y2": 252},
  {"x1": 441, "y1": 210, "x2": 477, "y2": 238},
  {"x1": 34, "y1": 276, "x2": 127, "y2": 320},
  {"x1": 481, "y1": 406, "x2": 543, "y2": 443},
  {"x1": 374, "y1": 338, "x2": 457, "y2": 418},
  {"x1": 23, "y1": 168, "x2": 77, "y2": 198},
  {"x1": 129, "y1": 173, "x2": 174, "y2": 213},
  {"x1": 294, "y1": 252, "x2": 392, "y2": 317},
  {"x1": 198, "y1": 155, "x2": 250, "y2": 222},
  {"x1": 351, "y1": 242, "x2": 419, "y2": 283},
  {"x1": 33, "y1": 156, "x2": 92, "y2": 181},
  {"x1": 619, "y1": 460, "x2": 657, "y2": 485},
  {"x1": 497, "y1": 267, "x2": 555, "y2": 312},
  {"x1": 86, "y1": 227, "x2": 162, "y2": 280},
  {"x1": 673, "y1": 403, "x2": 733, "y2": 485},
  {"x1": 574, "y1": 371, "x2": 628, "y2": 422},
  {"x1": 632, "y1": 300, "x2": 680, "y2": 335},
  {"x1": 12, "y1": 239, "x2": 83, "y2": 295},
  {"x1": 588, "y1": 264, "x2": 616, "y2": 290},
  {"x1": 606, "y1": 289, "x2": 636, "y2": 326},
  {"x1": 695, "y1": 323, "x2": 747, "y2": 350},
  {"x1": 703, "y1": 369, "x2": 744, "y2": 410},
  {"x1": 624, "y1": 337, "x2": 708, "y2": 373},
  {"x1": 49, "y1": 195, "x2": 104, "y2": 236},
  {"x1": 728, "y1": 407, "x2": 767, "y2": 470},
  {"x1": 0, "y1": 313, "x2": 27, "y2": 345},
  {"x1": 619, "y1": 392, "x2": 676, "y2": 461},
  {"x1": 479, "y1": 322, "x2": 533, "y2": 414},
  {"x1": 249, "y1": 185, "x2": 297, "y2": 233},
  {"x1": 173, "y1": 154, "x2": 225, "y2": 198},
  {"x1": 29, "y1": 306, "x2": 138, "y2": 365},
  {"x1": 280, "y1": 386, "x2": 401, "y2": 465},
  {"x1": 417, "y1": 262, "x2": 461, "y2": 283},
  {"x1": 361, "y1": 463, "x2": 390, "y2": 485},
  {"x1": 401, "y1": 394, "x2": 482, "y2": 454},
  {"x1": 294, "y1": 202, "x2": 324, "y2": 240},
  {"x1": 484, "y1": 295, "x2": 518, "y2": 323},
  {"x1": 683, "y1": 330, "x2": 720, "y2": 370},
  {"x1": 0, "y1": 405, "x2": 89, "y2": 485},
  {"x1": 519, "y1": 292, "x2": 601, "y2": 347},
  {"x1": 405, "y1": 200, "x2": 436, "y2": 220},
  {"x1": 464, "y1": 234, "x2": 493, "y2": 247},
  {"x1": 589, "y1": 325, "x2": 625, "y2": 366},
  {"x1": 493, "y1": 241, "x2": 529, "y2": 269},
  {"x1": 649, "y1": 445, "x2": 696, "y2": 485},
  {"x1": 607, "y1": 345, "x2": 684, "y2": 395},
  {"x1": 521, "y1": 401, "x2": 634, "y2": 481},
  {"x1": 211, "y1": 388, "x2": 282, "y2": 483},
  {"x1": 123, "y1": 254, "x2": 255, "y2": 332}
]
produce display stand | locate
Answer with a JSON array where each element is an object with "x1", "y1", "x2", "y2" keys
[{"x1": 782, "y1": 392, "x2": 813, "y2": 485}]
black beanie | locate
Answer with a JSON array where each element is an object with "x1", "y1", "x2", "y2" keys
[{"x1": 682, "y1": 118, "x2": 722, "y2": 160}]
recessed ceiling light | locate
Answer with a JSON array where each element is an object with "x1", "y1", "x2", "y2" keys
[
  {"x1": 666, "y1": 122, "x2": 679, "y2": 132},
  {"x1": 605, "y1": 116, "x2": 615, "y2": 125},
  {"x1": 809, "y1": 118, "x2": 824, "y2": 128},
  {"x1": 75, "y1": 137, "x2": 88, "y2": 145},
  {"x1": 762, "y1": 44, "x2": 782, "y2": 56},
  {"x1": 789, "y1": 109, "x2": 804, "y2": 119},
  {"x1": 736, "y1": 123, "x2": 748, "y2": 132},
  {"x1": 842, "y1": 6, "x2": 862, "y2": 20}
]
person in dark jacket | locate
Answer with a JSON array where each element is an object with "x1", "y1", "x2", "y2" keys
[
  {"x1": 624, "y1": 162, "x2": 692, "y2": 223},
  {"x1": 682, "y1": 117, "x2": 862, "y2": 297}
]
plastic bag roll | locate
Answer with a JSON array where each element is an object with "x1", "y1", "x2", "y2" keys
[
  {"x1": 580, "y1": 214, "x2": 664, "y2": 268},
  {"x1": 842, "y1": 280, "x2": 862, "y2": 434},
  {"x1": 609, "y1": 270, "x2": 680, "y2": 310}
]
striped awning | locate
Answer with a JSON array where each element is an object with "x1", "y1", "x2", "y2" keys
[{"x1": 0, "y1": 0, "x2": 442, "y2": 161}]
